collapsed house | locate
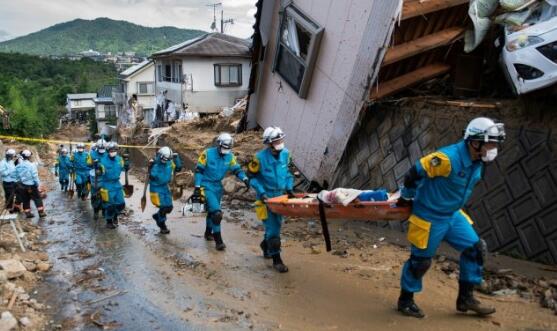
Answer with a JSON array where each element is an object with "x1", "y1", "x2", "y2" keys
[{"x1": 247, "y1": 0, "x2": 557, "y2": 264}]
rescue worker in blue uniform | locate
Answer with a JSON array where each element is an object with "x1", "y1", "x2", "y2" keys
[
  {"x1": 54, "y1": 148, "x2": 72, "y2": 192},
  {"x1": 248, "y1": 127, "x2": 295, "y2": 273},
  {"x1": 0, "y1": 149, "x2": 18, "y2": 212},
  {"x1": 16, "y1": 150, "x2": 46, "y2": 219},
  {"x1": 192, "y1": 133, "x2": 249, "y2": 251},
  {"x1": 397, "y1": 117, "x2": 505, "y2": 318},
  {"x1": 149, "y1": 146, "x2": 182, "y2": 234},
  {"x1": 88, "y1": 139, "x2": 107, "y2": 219},
  {"x1": 97, "y1": 142, "x2": 129, "y2": 229},
  {"x1": 71, "y1": 143, "x2": 91, "y2": 200}
]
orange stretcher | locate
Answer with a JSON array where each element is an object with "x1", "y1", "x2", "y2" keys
[
  {"x1": 266, "y1": 195, "x2": 411, "y2": 221},
  {"x1": 265, "y1": 194, "x2": 411, "y2": 252}
]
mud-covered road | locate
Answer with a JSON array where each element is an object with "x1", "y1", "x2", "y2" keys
[{"x1": 32, "y1": 172, "x2": 557, "y2": 331}]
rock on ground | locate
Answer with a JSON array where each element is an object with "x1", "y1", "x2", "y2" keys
[
  {"x1": 0, "y1": 311, "x2": 17, "y2": 331},
  {"x1": 0, "y1": 260, "x2": 26, "y2": 279}
]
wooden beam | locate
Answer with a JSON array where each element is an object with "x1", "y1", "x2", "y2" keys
[
  {"x1": 369, "y1": 63, "x2": 450, "y2": 101},
  {"x1": 383, "y1": 27, "x2": 464, "y2": 66},
  {"x1": 402, "y1": 0, "x2": 469, "y2": 20}
]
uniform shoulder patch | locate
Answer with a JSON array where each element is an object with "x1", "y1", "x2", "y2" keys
[{"x1": 429, "y1": 156, "x2": 441, "y2": 167}]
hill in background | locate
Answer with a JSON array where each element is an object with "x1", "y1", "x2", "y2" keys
[{"x1": 0, "y1": 17, "x2": 206, "y2": 56}]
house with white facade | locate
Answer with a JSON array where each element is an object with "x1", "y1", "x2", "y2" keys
[
  {"x1": 151, "y1": 33, "x2": 251, "y2": 118},
  {"x1": 66, "y1": 93, "x2": 96, "y2": 122},
  {"x1": 113, "y1": 60, "x2": 156, "y2": 126},
  {"x1": 94, "y1": 85, "x2": 118, "y2": 137}
]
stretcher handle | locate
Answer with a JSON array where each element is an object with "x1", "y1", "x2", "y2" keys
[{"x1": 317, "y1": 196, "x2": 332, "y2": 252}]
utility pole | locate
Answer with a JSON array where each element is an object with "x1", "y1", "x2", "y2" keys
[{"x1": 206, "y1": 2, "x2": 222, "y2": 32}]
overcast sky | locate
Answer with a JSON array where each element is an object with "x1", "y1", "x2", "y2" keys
[{"x1": 0, "y1": 0, "x2": 257, "y2": 41}]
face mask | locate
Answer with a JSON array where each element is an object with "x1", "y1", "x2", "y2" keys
[
  {"x1": 98, "y1": 149, "x2": 106, "y2": 154},
  {"x1": 481, "y1": 148, "x2": 497, "y2": 162},
  {"x1": 109, "y1": 152, "x2": 117, "y2": 158},
  {"x1": 77, "y1": 149, "x2": 84, "y2": 153},
  {"x1": 273, "y1": 143, "x2": 285, "y2": 151},
  {"x1": 220, "y1": 148, "x2": 231, "y2": 155}
]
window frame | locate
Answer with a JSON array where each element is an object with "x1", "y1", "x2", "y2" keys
[
  {"x1": 272, "y1": 4, "x2": 324, "y2": 99},
  {"x1": 214, "y1": 63, "x2": 243, "y2": 87},
  {"x1": 136, "y1": 81, "x2": 154, "y2": 95}
]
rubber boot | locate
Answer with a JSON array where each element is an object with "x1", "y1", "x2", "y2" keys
[
  {"x1": 213, "y1": 232, "x2": 226, "y2": 251},
  {"x1": 25, "y1": 211, "x2": 34, "y2": 219},
  {"x1": 457, "y1": 282, "x2": 496, "y2": 316},
  {"x1": 204, "y1": 226, "x2": 213, "y2": 241},
  {"x1": 260, "y1": 240, "x2": 271, "y2": 259},
  {"x1": 38, "y1": 210, "x2": 47, "y2": 218},
  {"x1": 106, "y1": 220, "x2": 116, "y2": 229},
  {"x1": 113, "y1": 215, "x2": 119, "y2": 226},
  {"x1": 397, "y1": 290, "x2": 425, "y2": 318},
  {"x1": 272, "y1": 254, "x2": 288, "y2": 273},
  {"x1": 160, "y1": 222, "x2": 170, "y2": 234}
]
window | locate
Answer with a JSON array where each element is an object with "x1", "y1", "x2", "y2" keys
[
  {"x1": 137, "y1": 82, "x2": 154, "y2": 95},
  {"x1": 273, "y1": 5, "x2": 324, "y2": 98},
  {"x1": 105, "y1": 105, "x2": 116, "y2": 118},
  {"x1": 157, "y1": 64, "x2": 163, "y2": 82},
  {"x1": 214, "y1": 64, "x2": 242, "y2": 87},
  {"x1": 165, "y1": 64, "x2": 172, "y2": 82}
]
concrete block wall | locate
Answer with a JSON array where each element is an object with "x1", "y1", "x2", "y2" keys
[{"x1": 333, "y1": 101, "x2": 557, "y2": 264}]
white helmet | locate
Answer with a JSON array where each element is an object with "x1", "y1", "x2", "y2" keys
[
  {"x1": 263, "y1": 126, "x2": 285, "y2": 144},
  {"x1": 96, "y1": 139, "x2": 107, "y2": 150},
  {"x1": 464, "y1": 117, "x2": 506, "y2": 143},
  {"x1": 5, "y1": 149, "x2": 16, "y2": 157},
  {"x1": 217, "y1": 133, "x2": 234, "y2": 149},
  {"x1": 61, "y1": 148, "x2": 68, "y2": 154},
  {"x1": 76, "y1": 143, "x2": 85, "y2": 149},
  {"x1": 158, "y1": 146, "x2": 172, "y2": 161},
  {"x1": 107, "y1": 142, "x2": 118, "y2": 151},
  {"x1": 21, "y1": 150, "x2": 32, "y2": 159}
]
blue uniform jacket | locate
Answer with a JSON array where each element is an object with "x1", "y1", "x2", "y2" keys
[
  {"x1": 99, "y1": 156, "x2": 128, "y2": 191},
  {"x1": 55, "y1": 155, "x2": 72, "y2": 175},
  {"x1": 0, "y1": 159, "x2": 17, "y2": 183},
  {"x1": 412, "y1": 140, "x2": 483, "y2": 222},
  {"x1": 150, "y1": 156, "x2": 176, "y2": 193},
  {"x1": 194, "y1": 147, "x2": 247, "y2": 188},
  {"x1": 16, "y1": 160, "x2": 40, "y2": 186},
  {"x1": 248, "y1": 147, "x2": 294, "y2": 199},
  {"x1": 71, "y1": 151, "x2": 90, "y2": 173}
]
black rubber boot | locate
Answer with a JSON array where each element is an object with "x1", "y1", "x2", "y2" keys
[
  {"x1": 213, "y1": 232, "x2": 226, "y2": 251},
  {"x1": 397, "y1": 290, "x2": 425, "y2": 318},
  {"x1": 25, "y1": 212, "x2": 34, "y2": 219},
  {"x1": 457, "y1": 282, "x2": 496, "y2": 316},
  {"x1": 260, "y1": 240, "x2": 271, "y2": 259},
  {"x1": 38, "y1": 210, "x2": 47, "y2": 218},
  {"x1": 160, "y1": 222, "x2": 170, "y2": 234},
  {"x1": 272, "y1": 254, "x2": 289, "y2": 273},
  {"x1": 204, "y1": 226, "x2": 213, "y2": 241},
  {"x1": 106, "y1": 220, "x2": 116, "y2": 229},
  {"x1": 113, "y1": 215, "x2": 119, "y2": 226}
]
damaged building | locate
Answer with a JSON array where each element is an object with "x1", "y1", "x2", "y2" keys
[{"x1": 247, "y1": 0, "x2": 557, "y2": 263}]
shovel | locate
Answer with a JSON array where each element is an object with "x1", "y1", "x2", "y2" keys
[
  {"x1": 140, "y1": 162, "x2": 153, "y2": 212},
  {"x1": 67, "y1": 172, "x2": 75, "y2": 199},
  {"x1": 123, "y1": 170, "x2": 133, "y2": 198}
]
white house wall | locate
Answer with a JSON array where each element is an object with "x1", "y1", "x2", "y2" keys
[
  {"x1": 251, "y1": 0, "x2": 399, "y2": 183},
  {"x1": 155, "y1": 57, "x2": 250, "y2": 113},
  {"x1": 125, "y1": 64, "x2": 156, "y2": 110}
]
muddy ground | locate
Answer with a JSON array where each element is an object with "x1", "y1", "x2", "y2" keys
[{"x1": 3, "y1": 124, "x2": 557, "y2": 330}]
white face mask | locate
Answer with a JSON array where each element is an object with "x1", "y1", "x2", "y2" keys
[
  {"x1": 273, "y1": 143, "x2": 285, "y2": 151},
  {"x1": 481, "y1": 148, "x2": 498, "y2": 162},
  {"x1": 77, "y1": 148, "x2": 84, "y2": 153},
  {"x1": 109, "y1": 152, "x2": 117, "y2": 158},
  {"x1": 98, "y1": 149, "x2": 106, "y2": 154},
  {"x1": 220, "y1": 148, "x2": 231, "y2": 155}
]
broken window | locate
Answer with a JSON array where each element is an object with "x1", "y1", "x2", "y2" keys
[
  {"x1": 137, "y1": 82, "x2": 154, "y2": 95},
  {"x1": 214, "y1": 64, "x2": 242, "y2": 87},
  {"x1": 273, "y1": 4, "x2": 324, "y2": 98}
]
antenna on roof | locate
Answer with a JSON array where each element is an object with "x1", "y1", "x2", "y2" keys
[{"x1": 206, "y1": 2, "x2": 222, "y2": 32}]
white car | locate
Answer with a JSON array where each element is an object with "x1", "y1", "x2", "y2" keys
[{"x1": 501, "y1": 15, "x2": 557, "y2": 94}]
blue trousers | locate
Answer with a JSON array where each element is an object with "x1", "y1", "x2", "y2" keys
[
  {"x1": 75, "y1": 170, "x2": 90, "y2": 197},
  {"x1": 150, "y1": 188, "x2": 173, "y2": 224},
  {"x1": 102, "y1": 185, "x2": 125, "y2": 222},
  {"x1": 264, "y1": 211, "x2": 283, "y2": 256},
  {"x1": 204, "y1": 185, "x2": 223, "y2": 233},
  {"x1": 59, "y1": 170, "x2": 70, "y2": 191},
  {"x1": 401, "y1": 211, "x2": 481, "y2": 293}
]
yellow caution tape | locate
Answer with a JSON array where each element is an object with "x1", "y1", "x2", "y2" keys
[{"x1": 0, "y1": 134, "x2": 159, "y2": 149}]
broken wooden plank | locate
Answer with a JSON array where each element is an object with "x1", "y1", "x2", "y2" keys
[
  {"x1": 383, "y1": 27, "x2": 464, "y2": 66},
  {"x1": 427, "y1": 99, "x2": 500, "y2": 109},
  {"x1": 402, "y1": 0, "x2": 469, "y2": 20},
  {"x1": 370, "y1": 63, "x2": 450, "y2": 100}
]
